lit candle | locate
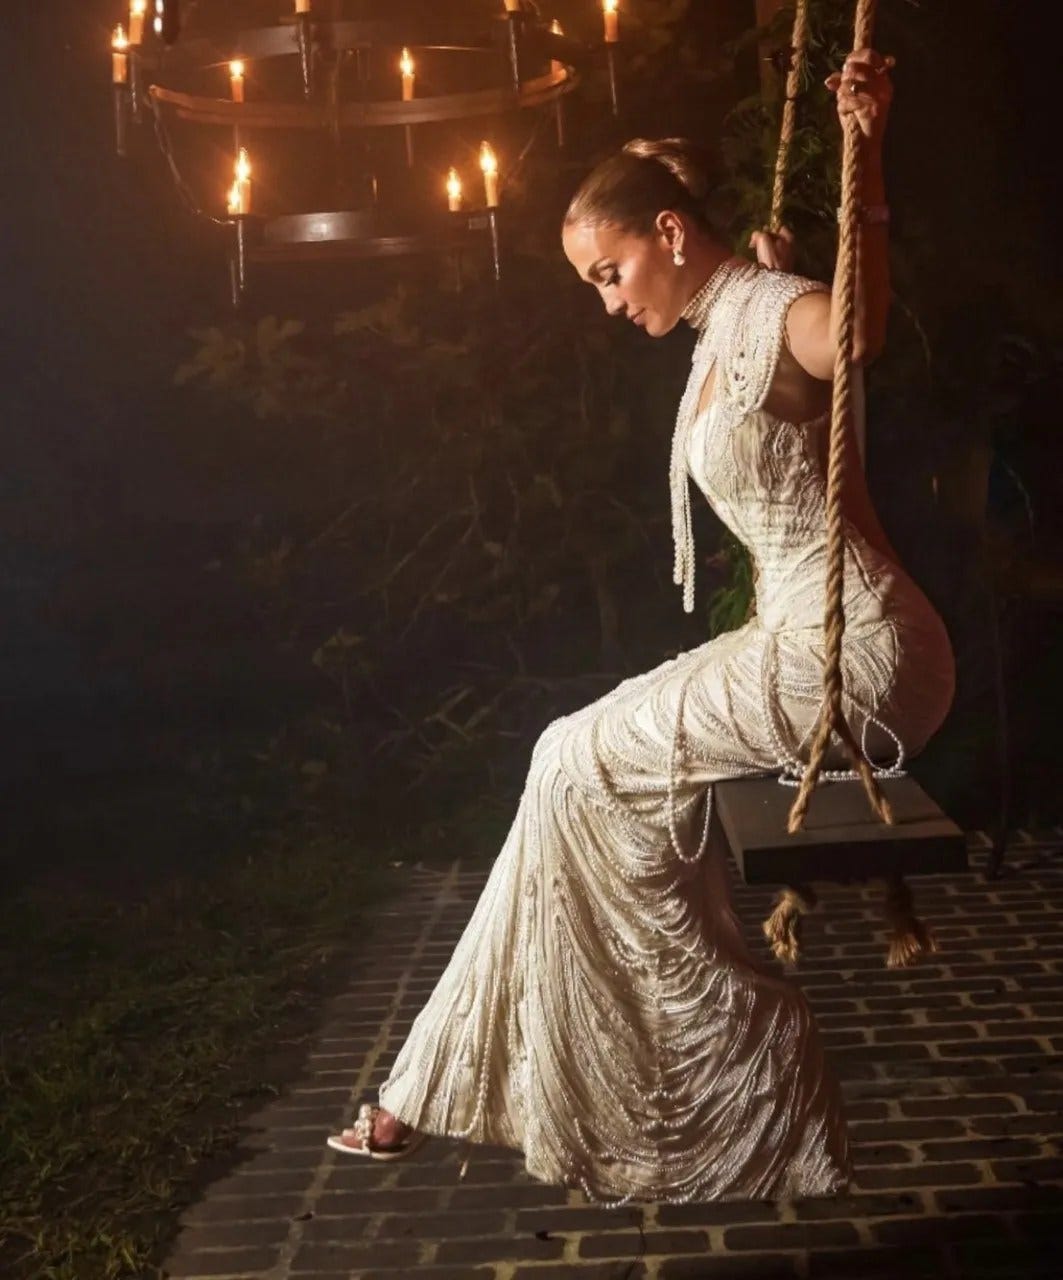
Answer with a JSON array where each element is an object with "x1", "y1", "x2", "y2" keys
[
  {"x1": 446, "y1": 168, "x2": 463, "y2": 213},
  {"x1": 296, "y1": 0, "x2": 311, "y2": 13},
  {"x1": 603, "y1": 0, "x2": 619, "y2": 44},
  {"x1": 227, "y1": 182, "x2": 242, "y2": 217},
  {"x1": 230, "y1": 59, "x2": 245, "y2": 103},
  {"x1": 154, "y1": 1, "x2": 163, "y2": 36},
  {"x1": 400, "y1": 47, "x2": 415, "y2": 102},
  {"x1": 479, "y1": 141, "x2": 499, "y2": 208},
  {"x1": 503, "y1": 1, "x2": 521, "y2": 12},
  {"x1": 234, "y1": 147, "x2": 252, "y2": 215},
  {"x1": 129, "y1": 0, "x2": 146, "y2": 46},
  {"x1": 112, "y1": 25, "x2": 129, "y2": 84},
  {"x1": 550, "y1": 18, "x2": 563, "y2": 76}
]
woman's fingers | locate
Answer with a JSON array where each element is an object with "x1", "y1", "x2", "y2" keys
[
  {"x1": 749, "y1": 228, "x2": 796, "y2": 272},
  {"x1": 848, "y1": 47, "x2": 895, "y2": 72},
  {"x1": 749, "y1": 231, "x2": 777, "y2": 269}
]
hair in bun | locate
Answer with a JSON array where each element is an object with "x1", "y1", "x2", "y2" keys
[{"x1": 564, "y1": 137, "x2": 727, "y2": 238}]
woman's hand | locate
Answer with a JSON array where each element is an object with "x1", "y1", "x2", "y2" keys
[
  {"x1": 749, "y1": 226, "x2": 795, "y2": 272},
  {"x1": 825, "y1": 47, "x2": 894, "y2": 144}
]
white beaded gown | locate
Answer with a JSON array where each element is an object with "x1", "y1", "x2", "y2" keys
[{"x1": 378, "y1": 260, "x2": 956, "y2": 1203}]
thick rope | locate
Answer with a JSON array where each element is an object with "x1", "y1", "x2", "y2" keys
[
  {"x1": 762, "y1": 884, "x2": 818, "y2": 965},
  {"x1": 769, "y1": 0, "x2": 811, "y2": 234},
  {"x1": 785, "y1": 0, "x2": 893, "y2": 836}
]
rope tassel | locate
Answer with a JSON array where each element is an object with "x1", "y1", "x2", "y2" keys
[
  {"x1": 762, "y1": 884, "x2": 818, "y2": 965},
  {"x1": 883, "y1": 874, "x2": 937, "y2": 969}
]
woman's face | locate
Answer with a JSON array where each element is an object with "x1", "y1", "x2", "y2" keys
[{"x1": 562, "y1": 217, "x2": 688, "y2": 338}]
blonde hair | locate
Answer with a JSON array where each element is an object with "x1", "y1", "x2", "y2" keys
[{"x1": 564, "y1": 137, "x2": 726, "y2": 237}]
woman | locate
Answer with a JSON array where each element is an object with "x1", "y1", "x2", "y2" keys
[{"x1": 327, "y1": 49, "x2": 954, "y2": 1202}]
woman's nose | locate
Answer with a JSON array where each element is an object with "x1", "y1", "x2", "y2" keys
[{"x1": 603, "y1": 293, "x2": 626, "y2": 317}]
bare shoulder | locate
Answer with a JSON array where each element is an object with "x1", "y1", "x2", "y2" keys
[
  {"x1": 762, "y1": 287, "x2": 832, "y2": 423},
  {"x1": 783, "y1": 289, "x2": 834, "y2": 382}
]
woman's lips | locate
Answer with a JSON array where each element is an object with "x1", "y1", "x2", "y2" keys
[{"x1": 631, "y1": 310, "x2": 646, "y2": 327}]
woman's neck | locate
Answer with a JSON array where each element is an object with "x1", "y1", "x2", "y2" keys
[{"x1": 681, "y1": 251, "x2": 751, "y2": 330}]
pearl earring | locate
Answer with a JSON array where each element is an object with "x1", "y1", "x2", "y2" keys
[{"x1": 673, "y1": 249, "x2": 686, "y2": 267}]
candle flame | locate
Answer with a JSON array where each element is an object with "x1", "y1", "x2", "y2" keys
[
  {"x1": 604, "y1": 0, "x2": 618, "y2": 13},
  {"x1": 479, "y1": 141, "x2": 498, "y2": 177},
  {"x1": 446, "y1": 168, "x2": 462, "y2": 200},
  {"x1": 230, "y1": 59, "x2": 245, "y2": 79},
  {"x1": 113, "y1": 23, "x2": 129, "y2": 51},
  {"x1": 235, "y1": 147, "x2": 251, "y2": 181},
  {"x1": 551, "y1": 19, "x2": 563, "y2": 35},
  {"x1": 131, "y1": 1, "x2": 146, "y2": 16},
  {"x1": 399, "y1": 47, "x2": 415, "y2": 78}
]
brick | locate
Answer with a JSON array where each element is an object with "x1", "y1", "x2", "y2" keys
[
  {"x1": 845, "y1": 1101, "x2": 891, "y2": 1120},
  {"x1": 165, "y1": 1246, "x2": 283, "y2": 1277},
  {"x1": 951, "y1": 1239, "x2": 1057, "y2": 1279},
  {"x1": 316, "y1": 1187, "x2": 444, "y2": 1214},
  {"x1": 820, "y1": 1029, "x2": 869, "y2": 1048},
  {"x1": 436, "y1": 1234, "x2": 565, "y2": 1263},
  {"x1": 376, "y1": 1210, "x2": 507, "y2": 1238},
  {"x1": 829, "y1": 1043, "x2": 932, "y2": 1063},
  {"x1": 181, "y1": 1193, "x2": 305, "y2": 1225},
  {"x1": 871, "y1": 1213, "x2": 1006, "y2": 1246},
  {"x1": 874, "y1": 1023, "x2": 980, "y2": 1042},
  {"x1": 515, "y1": 1267, "x2": 648, "y2": 1280},
  {"x1": 806, "y1": 1246, "x2": 941, "y2": 1277},
  {"x1": 724, "y1": 1222, "x2": 860, "y2": 1250},
  {"x1": 212, "y1": 1169, "x2": 312, "y2": 1195},
  {"x1": 988, "y1": 1019, "x2": 1063, "y2": 1037},
  {"x1": 516, "y1": 1207, "x2": 643, "y2": 1234},
  {"x1": 170, "y1": 1221, "x2": 291, "y2": 1251},
  {"x1": 899, "y1": 1095, "x2": 1020, "y2": 1117},
  {"x1": 968, "y1": 1114, "x2": 1063, "y2": 1137},
  {"x1": 920, "y1": 1137, "x2": 1041, "y2": 1160},
  {"x1": 938, "y1": 1037, "x2": 1043, "y2": 1057},
  {"x1": 578, "y1": 1230, "x2": 708, "y2": 1258},
  {"x1": 659, "y1": 1258, "x2": 797, "y2": 1279},
  {"x1": 851, "y1": 1143, "x2": 917, "y2": 1166},
  {"x1": 793, "y1": 1191, "x2": 922, "y2": 1220},
  {"x1": 989, "y1": 1156, "x2": 1063, "y2": 1183},
  {"x1": 1021, "y1": 1090, "x2": 1063, "y2": 1111},
  {"x1": 853, "y1": 1162, "x2": 981, "y2": 1189},
  {"x1": 850, "y1": 1119, "x2": 965, "y2": 1142},
  {"x1": 449, "y1": 1183, "x2": 568, "y2": 1209},
  {"x1": 864, "y1": 993, "x2": 965, "y2": 1011},
  {"x1": 657, "y1": 1200, "x2": 781, "y2": 1227},
  {"x1": 935, "y1": 1184, "x2": 1063, "y2": 1213},
  {"x1": 291, "y1": 1238, "x2": 422, "y2": 1270},
  {"x1": 360, "y1": 1269, "x2": 496, "y2": 1280}
]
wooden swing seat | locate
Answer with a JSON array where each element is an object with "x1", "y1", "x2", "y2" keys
[{"x1": 715, "y1": 775, "x2": 967, "y2": 885}]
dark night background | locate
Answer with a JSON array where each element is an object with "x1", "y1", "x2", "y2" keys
[
  {"x1": 1, "y1": 0, "x2": 1061, "y2": 878},
  {"x1": 1, "y1": 3, "x2": 1062, "y2": 1275}
]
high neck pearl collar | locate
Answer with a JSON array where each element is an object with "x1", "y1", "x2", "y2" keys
[{"x1": 681, "y1": 257, "x2": 757, "y2": 332}]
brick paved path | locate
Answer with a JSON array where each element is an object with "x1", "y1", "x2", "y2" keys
[{"x1": 165, "y1": 835, "x2": 1063, "y2": 1280}]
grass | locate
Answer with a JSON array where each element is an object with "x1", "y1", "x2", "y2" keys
[
  {"x1": 0, "y1": 757, "x2": 476, "y2": 1280},
  {"x1": 0, "y1": 725, "x2": 519, "y2": 1280}
]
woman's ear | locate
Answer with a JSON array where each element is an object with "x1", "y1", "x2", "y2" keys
[
  {"x1": 656, "y1": 211, "x2": 686, "y2": 264},
  {"x1": 655, "y1": 210, "x2": 684, "y2": 251}
]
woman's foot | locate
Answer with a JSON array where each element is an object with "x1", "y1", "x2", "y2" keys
[{"x1": 327, "y1": 1104, "x2": 425, "y2": 1160}]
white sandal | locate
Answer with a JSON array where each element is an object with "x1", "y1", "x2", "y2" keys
[{"x1": 326, "y1": 1103, "x2": 427, "y2": 1161}]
